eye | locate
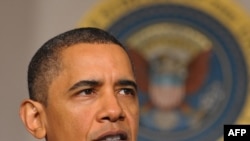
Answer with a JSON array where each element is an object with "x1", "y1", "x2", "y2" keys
[
  {"x1": 118, "y1": 88, "x2": 136, "y2": 96},
  {"x1": 77, "y1": 88, "x2": 95, "y2": 96}
]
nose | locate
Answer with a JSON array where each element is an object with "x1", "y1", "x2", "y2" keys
[{"x1": 97, "y1": 92, "x2": 125, "y2": 122}]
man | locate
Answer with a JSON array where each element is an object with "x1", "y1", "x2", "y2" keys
[{"x1": 19, "y1": 27, "x2": 139, "y2": 141}]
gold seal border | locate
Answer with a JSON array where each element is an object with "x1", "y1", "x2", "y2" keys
[{"x1": 79, "y1": 0, "x2": 250, "y2": 140}]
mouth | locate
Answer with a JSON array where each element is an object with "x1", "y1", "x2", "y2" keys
[{"x1": 94, "y1": 131, "x2": 128, "y2": 141}]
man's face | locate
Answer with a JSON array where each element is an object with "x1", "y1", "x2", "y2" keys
[{"x1": 44, "y1": 43, "x2": 139, "y2": 141}]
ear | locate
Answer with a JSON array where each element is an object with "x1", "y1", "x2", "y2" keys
[{"x1": 19, "y1": 99, "x2": 46, "y2": 139}]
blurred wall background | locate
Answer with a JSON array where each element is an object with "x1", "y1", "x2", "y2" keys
[{"x1": 0, "y1": 0, "x2": 249, "y2": 141}]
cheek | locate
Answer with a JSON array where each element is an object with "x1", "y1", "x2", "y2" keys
[
  {"x1": 45, "y1": 103, "x2": 96, "y2": 139},
  {"x1": 67, "y1": 105, "x2": 96, "y2": 131},
  {"x1": 126, "y1": 103, "x2": 139, "y2": 140},
  {"x1": 122, "y1": 99, "x2": 139, "y2": 128}
]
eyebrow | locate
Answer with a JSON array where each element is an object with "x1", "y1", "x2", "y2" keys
[
  {"x1": 68, "y1": 79, "x2": 138, "y2": 92},
  {"x1": 68, "y1": 80, "x2": 101, "y2": 92},
  {"x1": 115, "y1": 79, "x2": 138, "y2": 91}
]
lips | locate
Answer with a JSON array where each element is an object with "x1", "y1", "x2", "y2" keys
[{"x1": 94, "y1": 131, "x2": 128, "y2": 141}]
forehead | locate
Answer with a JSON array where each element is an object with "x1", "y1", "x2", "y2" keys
[
  {"x1": 60, "y1": 43, "x2": 130, "y2": 64},
  {"x1": 59, "y1": 43, "x2": 134, "y2": 78},
  {"x1": 61, "y1": 43, "x2": 125, "y2": 55}
]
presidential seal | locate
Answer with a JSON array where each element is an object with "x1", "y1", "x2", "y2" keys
[{"x1": 79, "y1": 0, "x2": 250, "y2": 140}]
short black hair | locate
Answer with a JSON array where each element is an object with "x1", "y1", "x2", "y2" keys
[{"x1": 28, "y1": 27, "x2": 126, "y2": 106}]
